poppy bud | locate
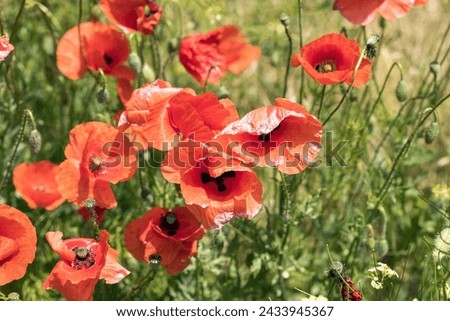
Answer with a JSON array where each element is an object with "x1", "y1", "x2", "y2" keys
[
  {"x1": 7, "y1": 292, "x2": 20, "y2": 301},
  {"x1": 374, "y1": 239, "x2": 389, "y2": 258},
  {"x1": 395, "y1": 79, "x2": 409, "y2": 102},
  {"x1": 429, "y1": 61, "x2": 440, "y2": 76},
  {"x1": 279, "y1": 13, "x2": 290, "y2": 27},
  {"x1": 424, "y1": 122, "x2": 439, "y2": 144},
  {"x1": 84, "y1": 198, "x2": 96, "y2": 210},
  {"x1": 270, "y1": 51, "x2": 280, "y2": 66},
  {"x1": 168, "y1": 38, "x2": 179, "y2": 54},
  {"x1": 378, "y1": 17, "x2": 386, "y2": 30},
  {"x1": 217, "y1": 86, "x2": 230, "y2": 99},
  {"x1": 128, "y1": 52, "x2": 142, "y2": 73},
  {"x1": 29, "y1": 129, "x2": 42, "y2": 154},
  {"x1": 142, "y1": 64, "x2": 155, "y2": 82},
  {"x1": 96, "y1": 88, "x2": 109, "y2": 104}
]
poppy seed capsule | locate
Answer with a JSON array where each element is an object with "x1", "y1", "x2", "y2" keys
[
  {"x1": 29, "y1": 129, "x2": 42, "y2": 154},
  {"x1": 96, "y1": 88, "x2": 109, "y2": 104},
  {"x1": 429, "y1": 61, "x2": 440, "y2": 76},
  {"x1": 425, "y1": 122, "x2": 439, "y2": 144},
  {"x1": 279, "y1": 13, "x2": 290, "y2": 27},
  {"x1": 395, "y1": 79, "x2": 409, "y2": 102},
  {"x1": 84, "y1": 198, "x2": 96, "y2": 210},
  {"x1": 128, "y1": 52, "x2": 142, "y2": 73},
  {"x1": 7, "y1": 292, "x2": 20, "y2": 301}
]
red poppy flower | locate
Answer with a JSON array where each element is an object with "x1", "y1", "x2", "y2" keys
[
  {"x1": 291, "y1": 33, "x2": 371, "y2": 87},
  {"x1": 56, "y1": 21, "x2": 135, "y2": 104},
  {"x1": 55, "y1": 121, "x2": 137, "y2": 209},
  {"x1": 161, "y1": 141, "x2": 263, "y2": 229},
  {"x1": 0, "y1": 35, "x2": 14, "y2": 61},
  {"x1": 124, "y1": 206, "x2": 204, "y2": 275},
  {"x1": 78, "y1": 206, "x2": 107, "y2": 225},
  {"x1": 179, "y1": 25, "x2": 260, "y2": 86},
  {"x1": 42, "y1": 230, "x2": 129, "y2": 300},
  {"x1": 0, "y1": 204, "x2": 37, "y2": 286},
  {"x1": 216, "y1": 98, "x2": 323, "y2": 175},
  {"x1": 99, "y1": 0, "x2": 163, "y2": 35},
  {"x1": 118, "y1": 79, "x2": 239, "y2": 151},
  {"x1": 13, "y1": 161, "x2": 65, "y2": 210},
  {"x1": 341, "y1": 277, "x2": 363, "y2": 301},
  {"x1": 332, "y1": 0, "x2": 426, "y2": 25}
]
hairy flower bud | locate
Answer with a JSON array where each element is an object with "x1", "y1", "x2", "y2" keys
[
  {"x1": 429, "y1": 61, "x2": 440, "y2": 76},
  {"x1": 375, "y1": 239, "x2": 389, "y2": 258},
  {"x1": 29, "y1": 129, "x2": 42, "y2": 154},
  {"x1": 424, "y1": 122, "x2": 439, "y2": 144},
  {"x1": 128, "y1": 52, "x2": 142, "y2": 73},
  {"x1": 280, "y1": 13, "x2": 290, "y2": 27},
  {"x1": 96, "y1": 88, "x2": 109, "y2": 104},
  {"x1": 395, "y1": 79, "x2": 409, "y2": 102}
]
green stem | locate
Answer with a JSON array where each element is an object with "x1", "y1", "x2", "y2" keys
[
  {"x1": 374, "y1": 93, "x2": 450, "y2": 209},
  {"x1": 0, "y1": 109, "x2": 29, "y2": 193},
  {"x1": 8, "y1": 0, "x2": 26, "y2": 43},
  {"x1": 317, "y1": 85, "x2": 326, "y2": 119},
  {"x1": 297, "y1": 0, "x2": 304, "y2": 103},
  {"x1": 282, "y1": 20, "x2": 293, "y2": 98}
]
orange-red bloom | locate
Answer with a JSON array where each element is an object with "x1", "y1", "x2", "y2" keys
[
  {"x1": 56, "y1": 21, "x2": 135, "y2": 104},
  {"x1": 0, "y1": 35, "x2": 14, "y2": 61},
  {"x1": 332, "y1": 0, "x2": 428, "y2": 25},
  {"x1": 13, "y1": 161, "x2": 65, "y2": 210},
  {"x1": 42, "y1": 230, "x2": 129, "y2": 300},
  {"x1": 0, "y1": 204, "x2": 37, "y2": 286},
  {"x1": 179, "y1": 25, "x2": 260, "y2": 86},
  {"x1": 99, "y1": 0, "x2": 163, "y2": 35},
  {"x1": 216, "y1": 98, "x2": 323, "y2": 175},
  {"x1": 56, "y1": 121, "x2": 137, "y2": 209},
  {"x1": 161, "y1": 141, "x2": 263, "y2": 229},
  {"x1": 292, "y1": 33, "x2": 371, "y2": 87},
  {"x1": 124, "y1": 206, "x2": 204, "y2": 274},
  {"x1": 118, "y1": 79, "x2": 239, "y2": 151}
]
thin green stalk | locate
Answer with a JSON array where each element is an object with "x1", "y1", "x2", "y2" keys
[
  {"x1": 317, "y1": 85, "x2": 326, "y2": 119},
  {"x1": 374, "y1": 93, "x2": 450, "y2": 209},
  {"x1": 354, "y1": 62, "x2": 403, "y2": 150},
  {"x1": 369, "y1": 98, "x2": 415, "y2": 166},
  {"x1": 297, "y1": 0, "x2": 305, "y2": 103},
  {"x1": 0, "y1": 109, "x2": 28, "y2": 193},
  {"x1": 124, "y1": 265, "x2": 159, "y2": 300},
  {"x1": 8, "y1": 0, "x2": 26, "y2": 43},
  {"x1": 281, "y1": 17, "x2": 293, "y2": 98}
]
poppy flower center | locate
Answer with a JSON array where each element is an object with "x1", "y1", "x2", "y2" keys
[
  {"x1": 159, "y1": 211, "x2": 180, "y2": 236},
  {"x1": 103, "y1": 53, "x2": 114, "y2": 65},
  {"x1": 315, "y1": 60, "x2": 336, "y2": 73},
  {"x1": 258, "y1": 124, "x2": 281, "y2": 142},
  {"x1": 89, "y1": 156, "x2": 106, "y2": 175},
  {"x1": 71, "y1": 246, "x2": 96, "y2": 270},
  {"x1": 201, "y1": 171, "x2": 236, "y2": 192}
]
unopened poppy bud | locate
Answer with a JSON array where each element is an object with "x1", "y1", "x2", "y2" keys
[
  {"x1": 140, "y1": 187, "x2": 151, "y2": 199},
  {"x1": 429, "y1": 61, "x2": 440, "y2": 76},
  {"x1": 270, "y1": 51, "x2": 280, "y2": 66},
  {"x1": 168, "y1": 38, "x2": 179, "y2": 54},
  {"x1": 375, "y1": 239, "x2": 389, "y2": 258},
  {"x1": 7, "y1": 292, "x2": 20, "y2": 301},
  {"x1": 279, "y1": 13, "x2": 290, "y2": 27},
  {"x1": 29, "y1": 129, "x2": 42, "y2": 154},
  {"x1": 378, "y1": 17, "x2": 386, "y2": 30},
  {"x1": 128, "y1": 52, "x2": 142, "y2": 73},
  {"x1": 217, "y1": 86, "x2": 230, "y2": 99},
  {"x1": 84, "y1": 198, "x2": 96, "y2": 210},
  {"x1": 96, "y1": 88, "x2": 109, "y2": 104},
  {"x1": 142, "y1": 64, "x2": 155, "y2": 82},
  {"x1": 424, "y1": 122, "x2": 439, "y2": 144},
  {"x1": 395, "y1": 79, "x2": 409, "y2": 102}
]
